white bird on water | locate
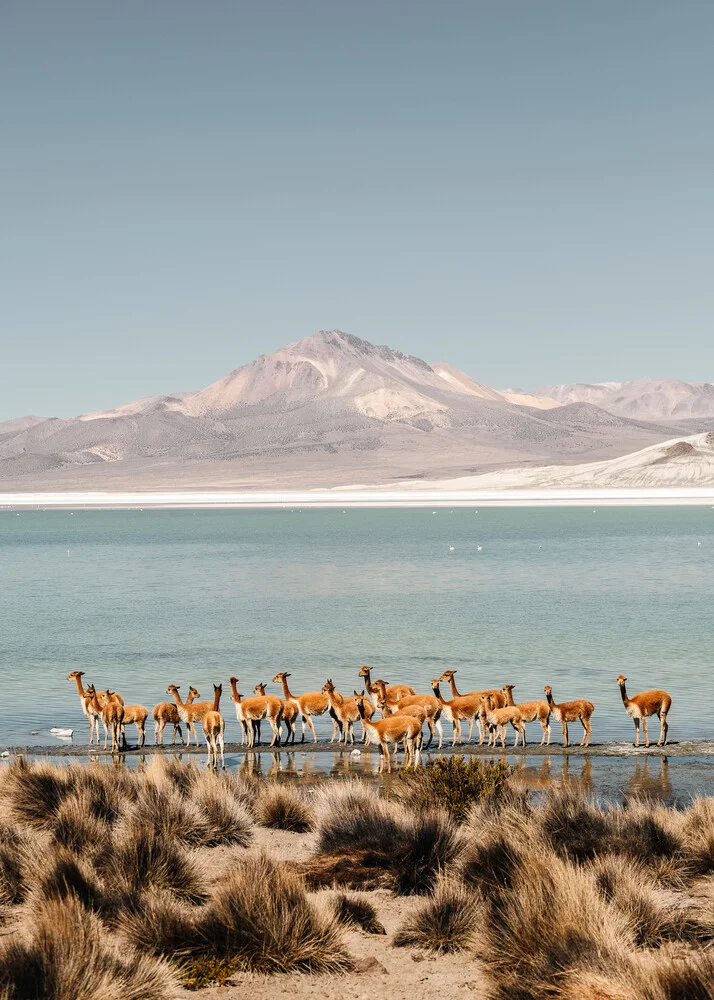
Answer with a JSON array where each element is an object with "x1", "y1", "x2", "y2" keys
[
  {"x1": 477, "y1": 545, "x2": 483, "y2": 551},
  {"x1": 449, "y1": 545, "x2": 455, "y2": 552}
]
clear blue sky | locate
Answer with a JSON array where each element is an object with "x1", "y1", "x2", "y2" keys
[{"x1": 2, "y1": 1, "x2": 713, "y2": 419}]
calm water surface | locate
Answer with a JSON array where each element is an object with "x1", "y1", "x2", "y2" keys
[{"x1": 1, "y1": 507, "x2": 712, "y2": 748}]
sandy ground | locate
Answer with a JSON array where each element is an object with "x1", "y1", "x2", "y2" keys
[{"x1": 197, "y1": 828, "x2": 481, "y2": 1000}]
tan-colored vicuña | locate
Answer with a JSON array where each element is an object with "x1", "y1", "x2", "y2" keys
[
  {"x1": 202, "y1": 683, "x2": 226, "y2": 768},
  {"x1": 502, "y1": 684, "x2": 551, "y2": 745},
  {"x1": 120, "y1": 703, "x2": 149, "y2": 748},
  {"x1": 321, "y1": 679, "x2": 374, "y2": 745},
  {"x1": 229, "y1": 677, "x2": 283, "y2": 747},
  {"x1": 66, "y1": 670, "x2": 98, "y2": 743},
  {"x1": 376, "y1": 682, "x2": 443, "y2": 750},
  {"x1": 480, "y1": 695, "x2": 526, "y2": 748},
  {"x1": 252, "y1": 682, "x2": 293, "y2": 746},
  {"x1": 357, "y1": 666, "x2": 415, "y2": 707},
  {"x1": 431, "y1": 679, "x2": 489, "y2": 745},
  {"x1": 88, "y1": 687, "x2": 124, "y2": 752},
  {"x1": 152, "y1": 702, "x2": 183, "y2": 745},
  {"x1": 356, "y1": 696, "x2": 421, "y2": 773},
  {"x1": 544, "y1": 685, "x2": 594, "y2": 747},
  {"x1": 617, "y1": 674, "x2": 671, "y2": 747},
  {"x1": 438, "y1": 670, "x2": 506, "y2": 743},
  {"x1": 165, "y1": 684, "x2": 209, "y2": 746},
  {"x1": 272, "y1": 672, "x2": 331, "y2": 743}
]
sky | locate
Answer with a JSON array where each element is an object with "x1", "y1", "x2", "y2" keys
[{"x1": 2, "y1": 1, "x2": 713, "y2": 420}]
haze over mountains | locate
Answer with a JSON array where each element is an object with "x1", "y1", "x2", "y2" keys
[{"x1": 1, "y1": 330, "x2": 713, "y2": 490}]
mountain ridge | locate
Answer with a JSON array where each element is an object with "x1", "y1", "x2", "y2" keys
[{"x1": 1, "y1": 330, "x2": 712, "y2": 489}]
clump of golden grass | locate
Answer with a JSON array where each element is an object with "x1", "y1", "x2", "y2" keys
[
  {"x1": 329, "y1": 892, "x2": 386, "y2": 934},
  {"x1": 118, "y1": 853, "x2": 351, "y2": 975},
  {"x1": 312, "y1": 784, "x2": 460, "y2": 895},
  {"x1": 0, "y1": 894, "x2": 182, "y2": 1000},
  {"x1": 475, "y1": 853, "x2": 636, "y2": 1000},
  {"x1": 1, "y1": 760, "x2": 72, "y2": 830},
  {"x1": 589, "y1": 854, "x2": 699, "y2": 947},
  {"x1": 51, "y1": 792, "x2": 111, "y2": 857},
  {"x1": 393, "y1": 879, "x2": 478, "y2": 952},
  {"x1": 97, "y1": 818, "x2": 206, "y2": 904},
  {"x1": 256, "y1": 784, "x2": 314, "y2": 832},
  {"x1": 191, "y1": 775, "x2": 253, "y2": 846}
]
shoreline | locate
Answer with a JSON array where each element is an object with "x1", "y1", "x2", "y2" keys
[
  {"x1": 2, "y1": 486, "x2": 714, "y2": 509},
  {"x1": 7, "y1": 739, "x2": 714, "y2": 758}
]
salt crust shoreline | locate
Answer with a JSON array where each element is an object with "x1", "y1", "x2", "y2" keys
[{"x1": 2, "y1": 487, "x2": 714, "y2": 509}]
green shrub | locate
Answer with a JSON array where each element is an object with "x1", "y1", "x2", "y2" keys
[{"x1": 393, "y1": 756, "x2": 511, "y2": 822}]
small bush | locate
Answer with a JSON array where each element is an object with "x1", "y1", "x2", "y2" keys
[
  {"x1": 256, "y1": 785, "x2": 314, "y2": 833},
  {"x1": 392, "y1": 756, "x2": 511, "y2": 822},
  {"x1": 0, "y1": 826, "x2": 36, "y2": 906},
  {"x1": 330, "y1": 892, "x2": 385, "y2": 934},
  {"x1": 393, "y1": 879, "x2": 479, "y2": 952},
  {"x1": 71, "y1": 765, "x2": 135, "y2": 822},
  {"x1": 0, "y1": 894, "x2": 183, "y2": 1000}
]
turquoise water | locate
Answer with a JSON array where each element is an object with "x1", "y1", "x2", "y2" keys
[{"x1": 1, "y1": 507, "x2": 713, "y2": 748}]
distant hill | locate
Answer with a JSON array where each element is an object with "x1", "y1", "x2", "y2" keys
[
  {"x1": 532, "y1": 379, "x2": 714, "y2": 420},
  {"x1": 1, "y1": 331, "x2": 712, "y2": 489}
]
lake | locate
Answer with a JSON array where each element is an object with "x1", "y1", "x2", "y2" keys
[{"x1": 1, "y1": 506, "x2": 712, "y2": 749}]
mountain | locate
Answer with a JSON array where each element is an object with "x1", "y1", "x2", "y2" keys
[
  {"x1": 409, "y1": 431, "x2": 714, "y2": 490},
  {"x1": 532, "y1": 379, "x2": 714, "y2": 420},
  {"x1": 0, "y1": 331, "x2": 712, "y2": 489}
]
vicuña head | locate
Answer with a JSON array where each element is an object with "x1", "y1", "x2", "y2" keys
[
  {"x1": 616, "y1": 674, "x2": 627, "y2": 685},
  {"x1": 188, "y1": 685, "x2": 200, "y2": 699},
  {"x1": 544, "y1": 685, "x2": 553, "y2": 697},
  {"x1": 358, "y1": 666, "x2": 371, "y2": 678},
  {"x1": 322, "y1": 679, "x2": 335, "y2": 693},
  {"x1": 502, "y1": 684, "x2": 515, "y2": 695},
  {"x1": 166, "y1": 683, "x2": 180, "y2": 695},
  {"x1": 272, "y1": 671, "x2": 290, "y2": 682},
  {"x1": 66, "y1": 670, "x2": 84, "y2": 680},
  {"x1": 439, "y1": 669, "x2": 456, "y2": 680}
]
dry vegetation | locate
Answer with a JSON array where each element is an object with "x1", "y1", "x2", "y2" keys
[{"x1": 2, "y1": 756, "x2": 714, "y2": 998}]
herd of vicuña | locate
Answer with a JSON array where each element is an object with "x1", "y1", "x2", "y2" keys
[{"x1": 66, "y1": 667, "x2": 672, "y2": 768}]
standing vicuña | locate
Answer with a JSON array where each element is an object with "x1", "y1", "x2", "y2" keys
[
  {"x1": 202, "y1": 683, "x2": 225, "y2": 768},
  {"x1": 355, "y1": 696, "x2": 421, "y2": 773},
  {"x1": 272, "y1": 672, "x2": 333, "y2": 743},
  {"x1": 502, "y1": 684, "x2": 551, "y2": 745},
  {"x1": 617, "y1": 675, "x2": 671, "y2": 747},
  {"x1": 544, "y1": 685, "x2": 594, "y2": 747}
]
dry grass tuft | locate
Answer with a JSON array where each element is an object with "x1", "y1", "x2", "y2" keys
[
  {"x1": 97, "y1": 819, "x2": 206, "y2": 903},
  {"x1": 329, "y1": 892, "x2": 386, "y2": 934},
  {"x1": 393, "y1": 879, "x2": 479, "y2": 952},
  {"x1": 476, "y1": 854, "x2": 635, "y2": 1000},
  {"x1": 191, "y1": 776, "x2": 253, "y2": 846},
  {"x1": 0, "y1": 894, "x2": 182, "y2": 1000},
  {"x1": 117, "y1": 853, "x2": 350, "y2": 976},
  {"x1": 52, "y1": 792, "x2": 111, "y2": 856},
  {"x1": 25, "y1": 849, "x2": 104, "y2": 914},
  {"x1": 538, "y1": 788, "x2": 612, "y2": 862},
  {"x1": 314, "y1": 791, "x2": 460, "y2": 895},
  {"x1": 291, "y1": 851, "x2": 394, "y2": 891},
  {"x1": 256, "y1": 785, "x2": 314, "y2": 833},
  {"x1": 130, "y1": 780, "x2": 210, "y2": 846},
  {"x1": 589, "y1": 854, "x2": 698, "y2": 947},
  {"x1": 1, "y1": 760, "x2": 71, "y2": 830},
  {"x1": 0, "y1": 826, "x2": 36, "y2": 906},
  {"x1": 394, "y1": 810, "x2": 462, "y2": 896}
]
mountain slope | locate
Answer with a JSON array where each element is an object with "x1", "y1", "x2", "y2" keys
[
  {"x1": 410, "y1": 432, "x2": 714, "y2": 489},
  {"x1": 0, "y1": 331, "x2": 711, "y2": 489}
]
